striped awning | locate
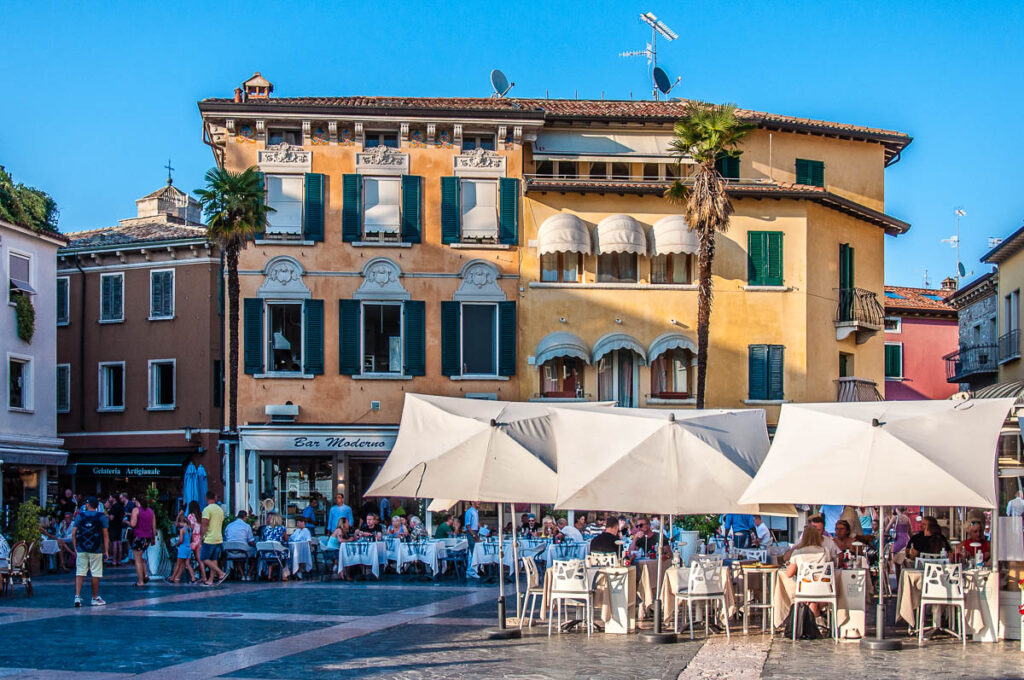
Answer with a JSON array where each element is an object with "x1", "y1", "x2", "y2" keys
[
  {"x1": 537, "y1": 213, "x2": 591, "y2": 255},
  {"x1": 972, "y1": 380, "x2": 1024, "y2": 404},
  {"x1": 650, "y1": 215, "x2": 699, "y2": 256},
  {"x1": 592, "y1": 332, "x2": 647, "y2": 365},
  {"x1": 534, "y1": 332, "x2": 591, "y2": 366},
  {"x1": 594, "y1": 214, "x2": 646, "y2": 255}
]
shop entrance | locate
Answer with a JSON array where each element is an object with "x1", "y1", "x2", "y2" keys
[
  {"x1": 347, "y1": 456, "x2": 385, "y2": 520},
  {"x1": 259, "y1": 455, "x2": 336, "y2": 530}
]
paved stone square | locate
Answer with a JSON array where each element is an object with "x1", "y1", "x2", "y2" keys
[{"x1": 0, "y1": 569, "x2": 1021, "y2": 679}]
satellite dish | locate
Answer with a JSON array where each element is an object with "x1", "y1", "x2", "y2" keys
[
  {"x1": 653, "y1": 67, "x2": 672, "y2": 94},
  {"x1": 958, "y1": 262, "x2": 967, "y2": 277},
  {"x1": 490, "y1": 69, "x2": 514, "y2": 98}
]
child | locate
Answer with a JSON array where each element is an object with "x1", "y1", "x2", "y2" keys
[{"x1": 167, "y1": 518, "x2": 196, "y2": 584}]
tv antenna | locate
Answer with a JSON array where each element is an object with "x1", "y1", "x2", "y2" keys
[
  {"x1": 941, "y1": 208, "x2": 971, "y2": 283},
  {"x1": 620, "y1": 11, "x2": 679, "y2": 100},
  {"x1": 988, "y1": 237, "x2": 1004, "y2": 249},
  {"x1": 917, "y1": 269, "x2": 931, "y2": 289},
  {"x1": 490, "y1": 69, "x2": 514, "y2": 98}
]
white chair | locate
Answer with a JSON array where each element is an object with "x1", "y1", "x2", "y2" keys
[
  {"x1": 674, "y1": 561, "x2": 730, "y2": 640},
  {"x1": 914, "y1": 555, "x2": 948, "y2": 570},
  {"x1": 519, "y1": 556, "x2": 545, "y2": 629},
  {"x1": 585, "y1": 552, "x2": 620, "y2": 568},
  {"x1": 792, "y1": 562, "x2": 838, "y2": 642},
  {"x1": 736, "y1": 548, "x2": 768, "y2": 562},
  {"x1": 918, "y1": 563, "x2": 966, "y2": 646},
  {"x1": 547, "y1": 559, "x2": 594, "y2": 637}
]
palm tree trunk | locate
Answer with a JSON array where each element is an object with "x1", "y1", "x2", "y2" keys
[
  {"x1": 695, "y1": 228, "x2": 715, "y2": 409},
  {"x1": 226, "y1": 244, "x2": 240, "y2": 433}
]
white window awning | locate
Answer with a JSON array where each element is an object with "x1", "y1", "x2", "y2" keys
[
  {"x1": 532, "y1": 131, "x2": 687, "y2": 164},
  {"x1": 650, "y1": 215, "x2": 699, "y2": 256},
  {"x1": 595, "y1": 214, "x2": 646, "y2": 255},
  {"x1": 535, "y1": 332, "x2": 591, "y2": 366},
  {"x1": 648, "y1": 332, "x2": 697, "y2": 361},
  {"x1": 363, "y1": 177, "x2": 401, "y2": 233},
  {"x1": 461, "y1": 179, "x2": 498, "y2": 238},
  {"x1": 537, "y1": 213, "x2": 592, "y2": 255},
  {"x1": 593, "y1": 332, "x2": 647, "y2": 365}
]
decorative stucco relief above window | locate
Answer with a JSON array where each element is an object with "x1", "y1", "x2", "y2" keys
[
  {"x1": 258, "y1": 256, "x2": 310, "y2": 300},
  {"x1": 453, "y1": 147, "x2": 506, "y2": 178},
  {"x1": 354, "y1": 258, "x2": 410, "y2": 301},
  {"x1": 258, "y1": 143, "x2": 312, "y2": 173},
  {"x1": 356, "y1": 145, "x2": 409, "y2": 176},
  {"x1": 454, "y1": 260, "x2": 505, "y2": 302}
]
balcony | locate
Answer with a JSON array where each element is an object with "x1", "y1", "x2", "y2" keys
[
  {"x1": 999, "y1": 329, "x2": 1021, "y2": 364},
  {"x1": 834, "y1": 288, "x2": 884, "y2": 343},
  {"x1": 835, "y1": 377, "x2": 883, "y2": 402},
  {"x1": 944, "y1": 344, "x2": 998, "y2": 383}
]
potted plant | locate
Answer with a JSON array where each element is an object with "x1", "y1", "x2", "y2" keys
[{"x1": 13, "y1": 498, "x2": 43, "y2": 574}]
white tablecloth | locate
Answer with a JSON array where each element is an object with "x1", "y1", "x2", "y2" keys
[
  {"x1": 39, "y1": 539, "x2": 59, "y2": 556},
  {"x1": 290, "y1": 541, "x2": 313, "y2": 574},
  {"x1": 337, "y1": 541, "x2": 386, "y2": 578},
  {"x1": 395, "y1": 540, "x2": 444, "y2": 574}
]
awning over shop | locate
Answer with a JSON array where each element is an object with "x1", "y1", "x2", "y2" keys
[
  {"x1": 67, "y1": 453, "x2": 189, "y2": 477},
  {"x1": 537, "y1": 213, "x2": 591, "y2": 255},
  {"x1": 648, "y1": 332, "x2": 697, "y2": 361},
  {"x1": 594, "y1": 214, "x2": 646, "y2": 255},
  {"x1": 973, "y1": 380, "x2": 1024, "y2": 404},
  {"x1": 650, "y1": 215, "x2": 699, "y2": 256},
  {"x1": 532, "y1": 131, "x2": 681, "y2": 164},
  {"x1": 535, "y1": 332, "x2": 591, "y2": 366},
  {"x1": 593, "y1": 332, "x2": 647, "y2": 365},
  {"x1": 0, "y1": 446, "x2": 66, "y2": 467}
]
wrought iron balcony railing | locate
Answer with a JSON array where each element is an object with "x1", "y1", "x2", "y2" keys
[
  {"x1": 998, "y1": 329, "x2": 1021, "y2": 364},
  {"x1": 944, "y1": 344, "x2": 998, "y2": 383}
]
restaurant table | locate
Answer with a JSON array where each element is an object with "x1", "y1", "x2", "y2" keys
[
  {"x1": 739, "y1": 564, "x2": 780, "y2": 633},
  {"x1": 471, "y1": 539, "x2": 546, "y2": 576},
  {"x1": 773, "y1": 568, "x2": 870, "y2": 640},
  {"x1": 290, "y1": 540, "x2": 313, "y2": 575},
  {"x1": 658, "y1": 565, "x2": 738, "y2": 627},
  {"x1": 895, "y1": 567, "x2": 997, "y2": 641},
  {"x1": 337, "y1": 541, "x2": 386, "y2": 579},
  {"x1": 636, "y1": 558, "x2": 672, "y2": 619},
  {"x1": 540, "y1": 565, "x2": 637, "y2": 633},
  {"x1": 39, "y1": 540, "x2": 58, "y2": 555},
  {"x1": 394, "y1": 540, "x2": 445, "y2": 575}
]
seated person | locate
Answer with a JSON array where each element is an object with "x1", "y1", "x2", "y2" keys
[
  {"x1": 290, "y1": 517, "x2": 312, "y2": 543},
  {"x1": 260, "y1": 512, "x2": 288, "y2": 544},
  {"x1": 832, "y1": 520, "x2": 856, "y2": 553},
  {"x1": 224, "y1": 510, "x2": 256, "y2": 546},
  {"x1": 784, "y1": 525, "x2": 831, "y2": 618},
  {"x1": 55, "y1": 511, "x2": 77, "y2": 570},
  {"x1": 807, "y1": 515, "x2": 839, "y2": 560},
  {"x1": 960, "y1": 522, "x2": 990, "y2": 564},
  {"x1": 356, "y1": 514, "x2": 383, "y2": 540},
  {"x1": 629, "y1": 517, "x2": 661, "y2": 556},
  {"x1": 907, "y1": 516, "x2": 952, "y2": 559},
  {"x1": 751, "y1": 515, "x2": 773, "y2": 548},
  {"x1": 520, "y1": 514, "x2": 540, "y2": 538},
  {"x1": 387, "y1": 515, "x2": 408, "y2": 538},
  {"x1": 450, "y1": 517, "x2": 464, "y2": 537},
  {"x1": 558, "y1": 516, "x2": 585, "y2": 543},
  {"x1": 408, "y1": 515, "x2": 428, "y2": 540},
  {"x1": 327, "y1": 517, "x2": 354, "y2": 548},
  {"x1": 434, "y1": 515, "x2": 455, "y2": 539},
  {"x1": 590, "y1": 516, "x2": 622, "y2": 554}
]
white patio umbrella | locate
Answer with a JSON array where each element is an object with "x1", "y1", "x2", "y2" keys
[
  {"x1": 365, "y1": 393, "x2": 610, "y2": 638},
  {"x1": 550, "y1": 405, "x2": 794, "y2": 641},
  {"x1": 738, "y1": 398, "x2": 1014, "y2": 650}
]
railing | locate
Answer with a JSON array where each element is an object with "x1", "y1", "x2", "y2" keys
[
  {"x1": 999, "y1": 329, "x2": 1021, "y2": 363},
  {"x1": 522, "y1": 173, "x2": 773, "y2": 187},
  {"x1": 834, "y1": 288, "x2": 884, "y2": 327},
  {"x1": 835, "y1": 377, "x2": 883, "y2": 402},
  {"x1": 943, "y1": 344, "x2": 998, "y2": 382}
]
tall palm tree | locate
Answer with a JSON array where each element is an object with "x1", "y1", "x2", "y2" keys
[
  {"x1": 666, "y1": 102, "x2": 754, "y2": 408},
  {"x1": 195, "y1": 167, "x2": 272, "y2": 433}
]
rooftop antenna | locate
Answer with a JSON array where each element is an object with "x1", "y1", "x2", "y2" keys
[
  {"x1": 917, "y1": 268, "x2": 931, "y2": 289},
  {"x1": 988, "y1": 237, "x2": 1004, "y2": 249},
  {"x1": 490, "y1": 69, "x2": 514, "y2": 98},
  {"x1": 164, "y1": 158, "x2": 175, "y2": 185},
  {"x1": 942, "y1": 208, "x2": 971, "y2": 283},
  {"x1": 620, "y1": 11, "x2": 678, "y2": 100}
]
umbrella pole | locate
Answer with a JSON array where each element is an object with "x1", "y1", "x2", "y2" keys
[
  {"x1": 861, "y1": 504, "x2": 902, "y2": 651},
  {"x1": 487, "y1": 502, "x2": 520, "y2": 639},
  {"x1": 511, "y1": 506, "x2": 522, "y2": 619},
  {"x1": 640, "y1": 513, "x2": 676, "y2": 644}
]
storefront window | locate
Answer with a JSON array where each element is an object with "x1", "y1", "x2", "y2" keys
[
  {"x1": 260, "y1": 456, "x2": 334, "y2": 530},
  {"x1": 651, "y1": 348, "x2": 695, "y2": 399},
  {"x1": 267, "y1": 302, "x2": 302, "y2": 372},
  {"x1": 363, "y1": 303, "x2": 402, "y2": 374},
  {"x1": 539, "y1": 357, "x2": 585, "y2": 398}
]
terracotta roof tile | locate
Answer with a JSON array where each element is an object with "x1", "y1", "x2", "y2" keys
[
  {"x1": 62, "y1": 222, "x2": 208, "y2": 249},
  {"x1": 884, "y1": 285, "x2": 957, "y2": 314}
]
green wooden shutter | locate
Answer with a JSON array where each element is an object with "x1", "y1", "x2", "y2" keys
[
  {"x1": 243, "y1": 298, "x2": 263, "y2": 375},
  {"x1": 748, "y1": 232, "x2": 766, "y2": 285},
  {"x1": 498, "y1": 301, "x2": 517, "y2": 376},
  {"x1": 101, "y1": 276, "x2": 111, "y2": 319},
  {"x1": 715, "y1": 154, "x2": 740, "y2": 179},
  {"x1": 338, "y1": 299, "x2": 361, "y2": 375},
  {"x1": 839, "y1": 243, "x2": 855, "y2": 289},
  {"x1": 795, "y1": 159, "x2": 809, "y2": 185},
  {"x1": 748, "y1": 344, "x2": 768, "y2": 400},
  {"x1": 766, "y1": 232, "x2": 784, "y2": 286},
  {"x1": 440, "y1": 177, "x2": 461, "y2": 244},
  {"x1": 885, "y1": 344, "x2": 902, "y2": 378},
  {"x1": 303, "y1": 173, "x2": 324, "y2": 242},
  {"x1": 403, "y1": 300, "x2": 426, "y2": 376},
  {"x1": 440, "y1": 301, "x2": 461, "y2": 376},
  {"x1": 342, "y1": 174, "x2": 362, "y2": 242},
  {"x1": 767, "y1": 345, "x2": 784, "y2": 400},
  {"x1": 255, "y1": 172, "x2": 265, "y2": 239},
  {"x1": 401, "y1": 175, "x2": 422, "y2": 244},
  {"x1": 303, "y1": 299, "x2": 324, "y2": 375},
  {"x1": 498, "y1": 177, "x2": 519, "y2": 245},
  {"x1": 810, "y1": 160, "x2": 825, "y2": 187}
]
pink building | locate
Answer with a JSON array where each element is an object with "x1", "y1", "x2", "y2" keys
[{"x1": 883, "y1": 281, "x2": 959, "y2": 400}]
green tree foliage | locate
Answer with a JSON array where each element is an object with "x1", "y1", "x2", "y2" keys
[{"x1": 0, "y1": 165, "x2": 59, "y2": 233}]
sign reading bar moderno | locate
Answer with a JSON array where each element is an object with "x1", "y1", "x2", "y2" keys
[{"x1": 241, "y1": 433, "x2": 397, "y2": 452}]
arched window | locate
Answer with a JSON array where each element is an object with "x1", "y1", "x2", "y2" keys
[
  {"x1": 540, "y1": 357, "x2": 586, "y2": 398},
  {"x1": 651, "y1": 347, "x2": 695, "y2": 399}
]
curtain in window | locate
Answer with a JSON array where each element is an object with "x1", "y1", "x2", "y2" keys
[
  {"x1": 266, "y1": 175, "x2": 303, "y2": 232},
  {"x1": 461, "y1": 180, "x2": 498, "y2": 238},
  {"x1": 363, "y1": 177, "x2": 401, "y2": 234}
]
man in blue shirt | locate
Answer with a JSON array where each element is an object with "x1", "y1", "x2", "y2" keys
[
  {"x1": 719, "y1": 514, "x2": 755, "y2": 549},
  {"x1": 71, "y1": 497, "x2": 109, "y2": 607},
  {"x1": 327, "y1": 493, "x2": 354, "y2": 533},
  {"x1": 301, "y1": 498, "x2": 320, "y2": 529},
  {"x1": 464, "y1": 501, "x2": 481, "y2": 579},
  {"x1": 820, "y1": 505, "x2": 844, "y2": 535}
]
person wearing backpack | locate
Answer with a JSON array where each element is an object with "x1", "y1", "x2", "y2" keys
[{"x1": 71, "y1": 496, "x2": 110, "y2": 607}]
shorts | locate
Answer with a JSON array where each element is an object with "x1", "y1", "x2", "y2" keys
[
  {"x1": 177, "y1": 543, "x2": 193, "y2": 560},
  {"x1": 76, "y1": 552, "x2": 103, "y2": 578},
  {"x1": 131, "y1": 537, "x2": 152, "y2": 552},
  {"x1": 200, "y1": 543, "x2": 223, "y2": 561}
]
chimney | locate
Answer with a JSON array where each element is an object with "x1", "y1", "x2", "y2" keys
[
  {"x1": 941, "y1": 276, "x2": 958, "y2": 292},
  {"x1": 234, "y1": 87, "x2": 243, "y2": 103}
]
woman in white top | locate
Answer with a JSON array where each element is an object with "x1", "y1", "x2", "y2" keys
[{"x1": 784, "y1": 524, "x2": 830, "y2": 618}]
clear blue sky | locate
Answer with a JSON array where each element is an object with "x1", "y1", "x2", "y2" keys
[{"x1": 2, "y1": 1, "x2": 1021, "y2": 287}]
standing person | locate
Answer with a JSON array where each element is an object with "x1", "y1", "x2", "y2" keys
[
  {"x1": 856, "y1": 507, "x2": 875, "y2": 535},
  {"x1": 71, "y1": 497, "x2": 109, "y2": 607},
  {"x1": 1007, "y1": 490, "x2": 1024, "y2": 517},
  {"x1": 187, "y1": 501, "x2": 206, "y2": 583},
  {"x1": 379, "y1": 497, "x2": 392, "y2": 526},
  {"x1": 58, "y1": 489, "x2": 77, "y2": 518},
  {"x1": 819, "y1": 505, "x2": 844, "y2": 535},
  {"x1": 720, "y1": 514, "x2": 755, "y2": 549},
  {"x1": 106, "y1": 494, "x2": 125, "y2": 566},
  {"x1": 168, "y1": 516, "x2": 197, "y2": 584},
  {"x1": 129, "y1": 496, "x2": 156, "y2": 587},
  {"x1": 464, "y1": 501, "x2": 480, "y2": 579},
  {"x1": 327, "y1": 494, "x2": 354, "y2": 536},
  {"x1": 200, "y1": 491, "x2": 227, "y2": 586}
]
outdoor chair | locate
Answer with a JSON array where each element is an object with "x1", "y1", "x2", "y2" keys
[
  {"x1": 552, "y1": 542, "x2": 586, "y2": 562},
  {"x1": 255, "y1": 541, "x2": 288, "y2": 581},
  {"x1": 585, "y1": 552, "x2": 620, "y2": 568},
  {"x1": 519, "y1": 556, "x2": 545, "y2": 629},
  {"x1": 675, "y1": 560, "x2": 729, "y2": 640},
  {"x1": 438, "y1": 539, "x2": 468, "y2": 578},
  {"x1": 223, "y1": 541, "x2": 254, "y2": 581},
  {"x1": 914, "y1": 554, "x2": 949, "y2": 570},
  {"x1": 315, "y1": 537, "x2": 336, "y2": 575},
  {"x1": 918, "y1": 562, "x2": 966, "y2": 646},
  {"x1": 547, "y1": 559, "x2": 594, "y2": 637},
  {"x1": 3, "y1": 542, "x2": 32, "y2": 597},
  {"x1": 792, "y1": 562, "x2": 838, "y2": 642},
  {"x1": 736, "y1": 548, "x2": 768, "y2": 563}
]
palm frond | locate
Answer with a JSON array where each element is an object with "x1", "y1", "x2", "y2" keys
[{"x1": 195, "y1": 166, "x2": 272, "y2": 251}]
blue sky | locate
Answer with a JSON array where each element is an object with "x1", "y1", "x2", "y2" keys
[{"x1": 2, "y1": 1, "x2": 1021, "y2": 287}]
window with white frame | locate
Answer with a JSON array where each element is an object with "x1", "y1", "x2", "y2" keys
[
  {"x1": 56, "y1": 276, "x2": 69, "y2": 325},
  {"x1": 56, "y1": 363, "x2": 70, "y2": 413},
  {"x1": 884, "y1": 316, "x2": 901, "y2": 333},
  {"x1": 98, "y1": 362, "x2": 125, "y2": 411},
  {"x1": 99, "y1": 273, "x2": 124, "y2": 322},
  {"x1": 461, "y1": 303, "x2": 497, "y2": 375},
  {"x1": 462, "y1": 134, "x2": 495, "y2": 151},
  {"x1": 460, "y1": 179, "x2": 498, "y2": 240},
  {"x1": 266, "y1": 302, "x2": 303, "y2": 372},
  {"x1": 267, "y1": 128, "x2": 302, "y2": 146},
  {"x1": 265, "y1": 174, "x2": 304, "y2": 235},
  {"x1": 150, "y1": 269, "x2": 174, "y2": 319},
  {"x1": 8, "y1": 356, "x2": 31, "y2": 410},
  {"x1": 362, "y1": 177, "x2": 402, "y2": 240},
  {"x1": 148, "y1": 360, "x2": 175, "y2": 409},
  {"x1": 8, "y1": 252, "x2": 32, "y2": 303},
  {"x1": 364, "y1": 131, "x2": 399, "y2": 148},
  {"x1": 362, "y1": 302, "x2": 403, "y2": 374}
]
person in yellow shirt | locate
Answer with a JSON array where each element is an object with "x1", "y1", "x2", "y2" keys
[{"x1": 200, "y1": 491, "x2": 227, "y2": 586}]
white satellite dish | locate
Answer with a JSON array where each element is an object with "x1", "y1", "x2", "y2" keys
[{"x1": 490, "y1": 69, "x2": 514, "y2": 98}]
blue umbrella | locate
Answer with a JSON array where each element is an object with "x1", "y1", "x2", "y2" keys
[
  {"x1": 183, "y1": 463, "x2": 197, "y2": 507},
  {"x1": 196, "y1": 465, "x2": 208, "y2": 507}
]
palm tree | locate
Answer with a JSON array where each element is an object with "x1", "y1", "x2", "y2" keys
[
  {"x1": 195, "y1": 167, "x2": 272, "y2": 433},
  {"x1": 666, "y1": 102, "x2": 754, "y2": 408}
]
